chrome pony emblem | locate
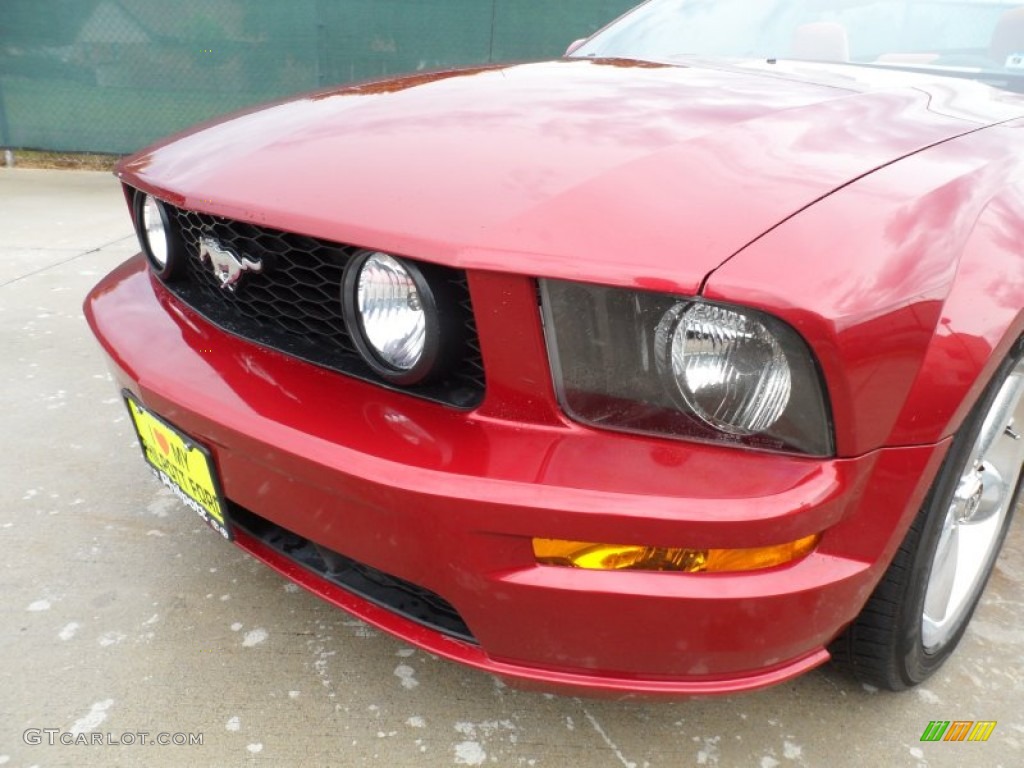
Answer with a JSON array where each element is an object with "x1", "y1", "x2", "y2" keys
[{"x1": 198, "y1": 236, "x2": 263, "y2": 292}]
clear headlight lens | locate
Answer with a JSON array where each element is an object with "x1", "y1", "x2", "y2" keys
[
  {"x1": 662, "y1": 302, "x2": 792, "y2": 435},
  {"x1": 132, "y1": 190, "x2": 182, "y2": 280},
  {"x1": 134, "y1": 193, "x2": 178, "y2": 274},
  {"x1": 356, "y1": 253, "x2": 427, "y2": 371},
  {"x1": 140, "y1": 194, "x2": 170, "y2": 269},
  {"x1": 541, "y1": 280, "x2": 832, "y2": 456},
  {"x1": 342, "y1": 250, "x2": 473, "y2": 389}
]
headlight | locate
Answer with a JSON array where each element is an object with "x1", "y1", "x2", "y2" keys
[
  {"x1": 658, "y1": 302, "x2": 791, "y2": 435},
  {"x1": 541, "y1": 280, "x2": 832, "y2": 456},
  {"x1": 342, "y1": 251, "x2": 469, "y2": 386},
  {"x1": 132, "y1": 192, "x2": 181, "y2": 279}
]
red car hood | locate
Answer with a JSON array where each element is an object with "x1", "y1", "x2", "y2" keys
[{"x1": 121, "y1": 59, "x2": 1005, "y2": 294}]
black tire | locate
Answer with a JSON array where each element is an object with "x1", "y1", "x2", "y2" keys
[{"x1": 830, "y1": 338, "x2": 1024, "y2": 690}]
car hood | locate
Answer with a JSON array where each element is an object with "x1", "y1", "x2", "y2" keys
[{"x1": 121, "y1": 58, "x2": 1014, "y2": 294}]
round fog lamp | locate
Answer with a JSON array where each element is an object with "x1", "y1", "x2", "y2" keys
[
  {"x1": 664, "y1": 302, "x2": 792, "y2": 435},
  {"x1": 357, "y1": 253, "x2": 426, "y2": 371},
  {"x1": 342, "y1": 251, "x2": 450, "y2": 385},
  {"x1": 142, "y1": 195, "x2": 170, "y2": 268},
  {"x1": 133, "y1": 192, "x2": 180, "y2": 279}
]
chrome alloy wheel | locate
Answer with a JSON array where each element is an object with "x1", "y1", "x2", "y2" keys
[{"x1": 921, "y1": 359, "x2": 1024, "y2": 651}]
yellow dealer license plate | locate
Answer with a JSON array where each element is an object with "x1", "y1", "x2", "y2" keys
[{"x1": 124, "y1": 392, "x2": 231, "y2": 541}]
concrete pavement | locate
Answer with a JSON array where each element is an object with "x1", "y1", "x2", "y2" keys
[{"x1": 0, "y1": 168, "x2": 1021, "y2": 767}]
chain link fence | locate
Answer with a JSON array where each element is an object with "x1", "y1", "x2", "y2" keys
[{"x1": 0, "y1": 0, "x2": 635, "y2": 155}]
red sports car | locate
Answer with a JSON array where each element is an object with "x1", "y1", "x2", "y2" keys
[{"x1": 85, "y1": 0, "x2": 1024, "y2": 695}]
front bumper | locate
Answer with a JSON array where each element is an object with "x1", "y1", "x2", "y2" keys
[{"x1": 85, "y1": 256, "x2": 950, "y2": 695}]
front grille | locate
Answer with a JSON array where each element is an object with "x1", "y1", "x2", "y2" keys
[
  {"x1": 229, "y1": 502, "x2": 477, "y2": 644},
  {"x1": 160, "y1": 204, "x2": 485, "y2": 409}
]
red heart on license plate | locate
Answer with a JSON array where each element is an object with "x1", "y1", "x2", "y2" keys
[{"x1": 154, "y1": 430, "x2": 170, "y2": 456}]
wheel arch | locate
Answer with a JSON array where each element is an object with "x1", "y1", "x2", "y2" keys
[{"x1": 886, "y1": 182, "x2": 1024, "y2": 447}]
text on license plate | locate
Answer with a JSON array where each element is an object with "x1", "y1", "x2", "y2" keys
[{"x1": 124, "y1": 393, "x2": 231, "y2": 540}]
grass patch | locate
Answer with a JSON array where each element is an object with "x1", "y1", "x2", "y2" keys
[{"x1": 8, "y1": 150, "x2": 121, "y2": 171}]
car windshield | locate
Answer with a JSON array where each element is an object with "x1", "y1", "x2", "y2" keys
[{"x1": 574, "y1": 0, "x2": 1024, "y2": 85}]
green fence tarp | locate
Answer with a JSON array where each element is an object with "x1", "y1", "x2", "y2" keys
[{"x1": 0, "y1": 0, "x2": 637, "y2": 154}]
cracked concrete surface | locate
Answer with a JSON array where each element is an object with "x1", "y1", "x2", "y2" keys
[{"x1": 1, "y1": 169, "x2": 1021, "y2": 767}]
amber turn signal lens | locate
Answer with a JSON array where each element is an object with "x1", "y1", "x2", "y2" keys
[{"x1": 532, "y1": 535, "x2": 819, "y2": 572}]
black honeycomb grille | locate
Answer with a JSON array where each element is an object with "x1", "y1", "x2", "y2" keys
[{"x1": 160, "y1": 204, "x2": 484, "y2": 409}]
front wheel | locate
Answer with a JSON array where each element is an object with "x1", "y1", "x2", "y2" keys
[{"x1": 830, "y1": 340, "x2": 1024, "y2": 690}]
